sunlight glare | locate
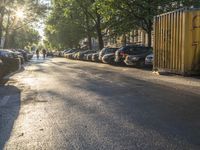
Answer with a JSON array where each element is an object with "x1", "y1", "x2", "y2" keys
[{"x1": 16, "y1": 9, "x2": 25, "y2": 19}]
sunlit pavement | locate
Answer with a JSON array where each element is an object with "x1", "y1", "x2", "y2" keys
[{"x1": 0, "y1": 56, "x2": 200, "y2": 150}]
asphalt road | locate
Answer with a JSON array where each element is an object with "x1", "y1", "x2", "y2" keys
[{"x1": 0, "y1": 57, "x2": 200, "y2": 150}]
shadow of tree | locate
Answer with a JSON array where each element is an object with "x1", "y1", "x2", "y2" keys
[
  {"x1": 44, "y1": 71, "x2": 200, "y2": 148},
  {"x1": 0, "y1": 85, "x2": 21, "y2": 150}
]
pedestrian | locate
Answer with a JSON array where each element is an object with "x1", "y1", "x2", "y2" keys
[
  {"x1": 36, "y1": 49, "x2": 40, "y2": 59},
  {"x1": 42, "y1": 49, "x2": 47, "y2": 59}
]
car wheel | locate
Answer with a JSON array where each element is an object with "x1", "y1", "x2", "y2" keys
[{"x1": 139, "y1": 60, "x2": 145, "y2": 68}]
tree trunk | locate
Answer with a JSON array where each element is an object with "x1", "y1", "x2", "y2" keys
[
  {"x1": 122, "y1": 34, "x2": 127, "y2": 46},
  {"x1": 86, "y1": 14, "x2": 92, "y2": 50},
  {"x1": 87, "y1": 34, "x2": 92, "y2": 49},
  {"x1": 96, "y1": 13, "x2": 104, "y2": 50},
  {"x1": 3, "y1": 14, "x2": 11, "y2": 49},
  {"x1": 0, "y1": 22, "x2": 3, "y2": 48},
  {"x1": 0, "y1": 11, "x2": 5, "y2": 48},
  {"x1": 147, "y1": 30, "x2": 152, "y2": 48}
]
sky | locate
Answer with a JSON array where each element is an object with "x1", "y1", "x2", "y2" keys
[{"x1": 36, "y1": 0, "x2": 51, "y2": 41}]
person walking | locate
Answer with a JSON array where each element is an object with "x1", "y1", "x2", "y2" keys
[
  {"x1": 42, "y1": 49, "x2": 47, "y2": 59},
  {"x1": 36, "y1": 49, "x2": 40, "y2": 59}
]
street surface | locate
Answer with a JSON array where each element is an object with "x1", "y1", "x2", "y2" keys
[{"x1": 0, "y1": 57, "x2": 200, "y2": 150}]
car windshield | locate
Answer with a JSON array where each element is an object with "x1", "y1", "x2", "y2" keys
[
  {"x1": 118, "y1": 46, "x2": 126, "y2": 51},
  {"x1": 128, "y1": 47, "x2": 150, "y2": 55},
  {"x1": 106, "y1": 48, "x2": 118, "y2": 53}
]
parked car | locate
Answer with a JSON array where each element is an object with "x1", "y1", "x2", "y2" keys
[
  {"x1": 0, "y1": 58, "x2": 3, "y2": 66},
  {"x1": 0, "y1": 49, "x2": 17, "y2": 59},
  {"x1": 47, "y1": 51, "x2": 54, "y2": 57},
  {"x1": 60, "y1": 49, "x2": 71, "y2": 57},
  {"x1": 0, "y1": 58, "x2": 4, "y2": 78},
  {"x1": 124, "y1": 47, "x2": 152, "y2": 67},
  {"x1": 76, "y1": 50, "x2": 95, "y2": 60},
  {"x1": 13, "y1": 50, "x2": 25, "y2": 64},
  {"x1": 54, "y1": 51, "x2": 62, "y2": 57},
  {"x1": 0, "y1": 59, "x2": 3, "y2": 65},
  {"x1": 26, "y1": 51, "x2": 33, "y2": 60},
  {"x1": 16, "y1": 49, "x2": 29, "y2": 61},
  {"x1": 92, "y1": 52, "x2": 100, "y2": 62},
  {"x1": 65, "y1": 49, "x2": 80, "y2": 59},
  {"x1": 85, "y1": 52, "x2": 97, "y2": 61},
  {"x1": 102, "y1": 53, "x2": 116, "y2": 64},
  {"x1": 145, "y1": 53, "x2": 154, "y2": 66},
  {"x1": 0, "y1": 49, "x2": 21, "y2": 72},
  {"x1": 115, "y1": 45, "x2": 151, "y2": 64},
  {"x1": 99, "y1": 47, "x2": 118, "y2": 61}
]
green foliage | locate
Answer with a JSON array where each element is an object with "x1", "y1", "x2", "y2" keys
[
  {"x1": 95, "y1": 0, "x2": 200, "y2": 47},
  {"x1": 45, "y1": 0, "x2": 106, "y2": 49},
  {"x1": 45, "y1": 0, "x2": 94, "y2": 49},
  {"x1": 0, "y1": 0, "x2": 48, "y2": 48},
  {"x1": 46, "y1": 0, "x2": 200, "y2": 49},
  {"x1": 9, "y1": 26, "x2": 40, "y2": 49}
]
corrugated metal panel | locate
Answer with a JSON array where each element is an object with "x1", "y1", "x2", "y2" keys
[{"x1": 154, "y1": 8, "x2": 200, "y2": 75}]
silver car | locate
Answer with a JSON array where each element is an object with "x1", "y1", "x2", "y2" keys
[{"x1": 145, "y1": 54, "x2": 154, "y2": 66}]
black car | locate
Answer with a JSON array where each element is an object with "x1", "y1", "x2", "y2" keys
[
  {"x1": 115, "y1": 45, "x2": 151, "y2": 64},
  {"x1": 0, "y1": 58, "x2": 4, "y2": 78},
  {"x1": 0, "y1": 49, "x2": 21, "y2": 72},
  {"x1": 123, "y1": 47, "x2": 152, "y2": 67},
  {"x1": 99, "y1": 47, "x2": 118, "y2": 62}
]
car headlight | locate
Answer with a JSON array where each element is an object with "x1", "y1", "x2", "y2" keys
[{"x1": 132, "y1": 57, "x2": 140, "y2": 61}]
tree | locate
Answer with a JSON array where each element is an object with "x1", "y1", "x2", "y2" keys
[
  {"x1": 0, "y1": 0, "x2": 47, "y2": 48},
  {"x1": 8, "y1": 26, "x2": 40, "y2": 49},
  {"x1": 46, "y1": 0, "x2": 105, "y2": 50},
  {"x1": 75, "y1": 0, "x2": 105, "y2": 49},
  {"x1": 95, "y1": 0, "x2": 200, "y2": 47},
  {"x1": 45, "y1": 0, "x2": 86, "y2": 49}
]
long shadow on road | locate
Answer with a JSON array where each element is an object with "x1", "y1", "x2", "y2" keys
[
  {"x1": 0, "y1": 85, "x2": 21, "y2": 150},
  {"x1": 44, "y1": 69, "x2": 200, "y2": 149}
]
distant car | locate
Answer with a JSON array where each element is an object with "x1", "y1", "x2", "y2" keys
[
  {"x1": 115, "y1": 45, "x2": 151, "y2": 64},
  {"x1": 77, "y1": 50, "x2": 96, "y2": 60},
  {"x1": 145, "y1": 53, "x2": 154, "y2": 66},
  {"x1": 54, "y1": 51, "x2": 62, "y2": 57},
  {"x1": 85, "y1": 53, "x2": 93, "y2": 61},
  {"x1": 65, "y1": 49, "x2": 80, "y2": 59},
  {"x1": 92, "y1": 52, "x2": 100, "y2": 62},
  {"x1": 99, "y1": 47, "x2": 118, "y2": 62},
  {"x1": 124, "y1": 47, "x2": 152, "y2": 67},
  {"x1": 47, "y1": 51, "x2": 54, "y2": 57},
  {"x1": 102, "y1": 53, "x2": 116, "y2": 64},
  {"x1": 61, "y1": 49, "x2": 71, "y2": 57}
]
